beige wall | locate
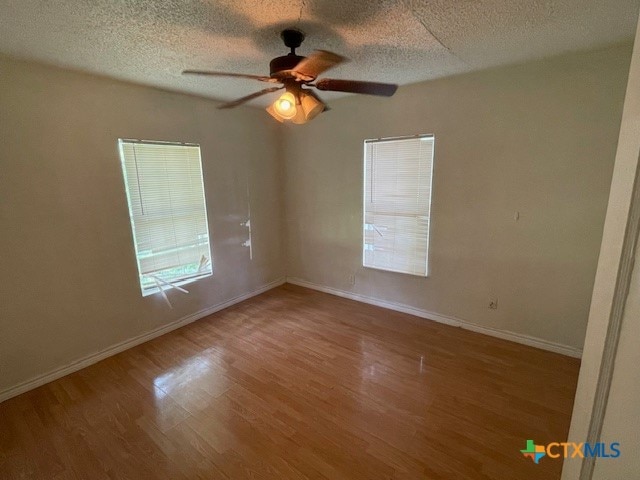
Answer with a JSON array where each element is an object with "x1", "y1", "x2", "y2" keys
[
  {"x1": 0, "y1": 56, "x2": 285, "y2": 395},
  {"x1": 283, "y1": 44, "x2": 631, "y2": 352}
]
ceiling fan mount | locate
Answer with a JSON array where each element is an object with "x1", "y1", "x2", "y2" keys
[
  {"x1": 280, "y1": 28, "x2": 305, "y2": 53},
  {"x1": 182, "y1": 28, "x2": 398, "y2": 123}
]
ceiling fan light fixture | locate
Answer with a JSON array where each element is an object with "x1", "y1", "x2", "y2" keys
[
  {"x1": 291, "y1": 104, "x2": 308, "y2": 124},
  {"x1": 268, "y1": 89, "x2": 323, "y2": 125},
  {"x1": 272, "y1": 91, "x2": 297, "y2": 119},
  {"x1": 291, "y1": 91, "x2": 324, "y2": 124},
  {"x1": 265, "y1": 103, "x2": 284, "y2": 122},
  {"x1": 300, "y1": 92, "x2": 324, "y2": 121}
]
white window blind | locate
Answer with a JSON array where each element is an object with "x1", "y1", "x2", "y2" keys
[
  {"x1": 363, "y1": 135, "x2": 434, "y2": 276},
  {"x1": 118, "y1": 140, "x2": 213, "y2": 295}
]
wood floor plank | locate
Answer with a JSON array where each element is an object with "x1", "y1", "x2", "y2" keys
[{"x1": 0, "y1": 284, "x2": 580, "y2": 479}]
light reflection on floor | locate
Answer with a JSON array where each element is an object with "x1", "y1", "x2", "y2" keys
[{"x1": 150, "y1": 347, "x2": 226, "y2": 426}]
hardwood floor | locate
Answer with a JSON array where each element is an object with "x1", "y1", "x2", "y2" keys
[{"x1": 0, "y1": 284, "x2": 580, "y2": 479}]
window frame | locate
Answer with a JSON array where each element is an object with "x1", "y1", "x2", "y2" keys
[
  {"x1": 118, "y1": 139, "x2": 213, "y2": 297},
  {"x1": 362, "y1": 134, "x2": 435, "y2": 278}
]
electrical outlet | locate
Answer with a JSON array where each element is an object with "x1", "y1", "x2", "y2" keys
[
  {"x1": 348, "y1": 274, "x2": 356, "y2": 286},
  {"x1": 489, "y1": 298, "x2": 498, "y2": 310}
]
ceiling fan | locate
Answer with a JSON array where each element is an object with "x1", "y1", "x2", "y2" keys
[{"x1": 182, "y1": 29, "x2": 398, "y2": 124}]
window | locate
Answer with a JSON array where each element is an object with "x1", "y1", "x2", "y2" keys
[
  {"x1": 118, "y1": 140, "x2": 212, "y2": 296},
  {"x1": 363, "y1": 135, "x2": 434, "y2": 276}
]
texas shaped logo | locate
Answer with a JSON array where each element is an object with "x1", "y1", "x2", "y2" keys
[{"x1": 521, "y1": 439, "x2": 547, "y2": 464}]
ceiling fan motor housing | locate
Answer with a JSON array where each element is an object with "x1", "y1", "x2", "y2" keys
[{"x1": 269, "y1": 54, "x2": 305, "y2": 76}]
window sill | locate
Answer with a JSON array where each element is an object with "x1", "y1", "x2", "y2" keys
[{"x1": 141, "y1": 271, "x2": 213, "y2": 297}]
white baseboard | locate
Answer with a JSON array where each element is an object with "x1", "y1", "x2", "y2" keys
[
  {"x1": 286, "y1": 277, "x2": 582, "y2": 359},
  {"x1": 0, "y1": 277, "x2": 286, "y2": 404}
]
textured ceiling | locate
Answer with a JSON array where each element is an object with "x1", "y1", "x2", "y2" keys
[{"x1": 0, "y1": 0, "x2": 638, "y2": 107}]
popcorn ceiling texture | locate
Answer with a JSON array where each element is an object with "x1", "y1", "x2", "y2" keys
[{"x1": 0, "y1": 0, "x2": 638, "y2": 106}]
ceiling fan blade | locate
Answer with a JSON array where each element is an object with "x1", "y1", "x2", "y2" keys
[
  {"x1": 218, "y1": 87, "x2": 284, "y2": 109},
  {"x1": 182, "y1": 70, "x2": 278, "y2": 83},
  {"x1": 315, "y1": 78, "x2": 398, "y2": 97},
  {"x1": 293, "y1": 50, "x2": 346, "y2": 80}
]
